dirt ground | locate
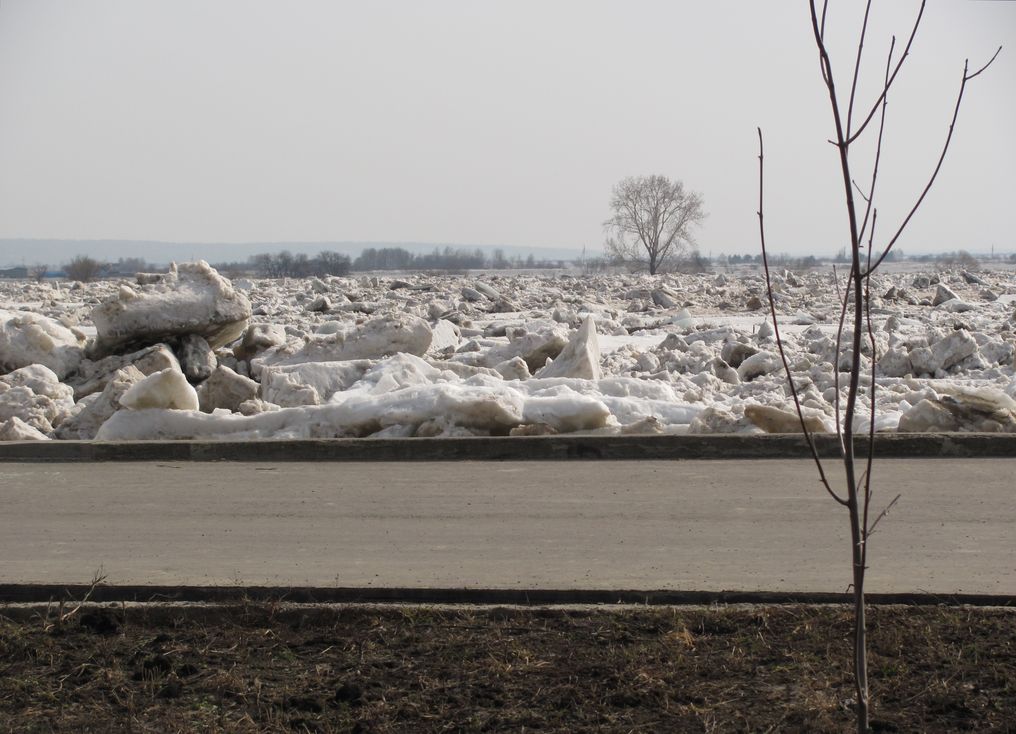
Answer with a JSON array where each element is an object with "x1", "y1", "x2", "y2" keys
[{"x1": 1, "y1": 603, "x2": 1013, "y2": 732}]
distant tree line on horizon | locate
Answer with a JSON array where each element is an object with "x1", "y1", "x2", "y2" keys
[
  {"x1": 351, "y1": 246, "x2": 564, "y2": 273},
  {"x1": 6, "y1": 247, "x2": 1011, "y2": 283},
  {"x1": 209, "y1": 247, "x2": 569, "y2": 278},
  {"x1": 245, "y1": 251, "x2": 352, "y2": 278},
  {"x1": 60, "y1": 256, "x2": 149, "y2": 282}
]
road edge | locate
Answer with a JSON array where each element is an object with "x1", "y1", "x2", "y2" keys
[
  {"x1": 1, "y1": 584, "x2": 1012, "y2": 608},
  {"x1": 1, "y1": 432, "x2": 1014, "y2": 461}
]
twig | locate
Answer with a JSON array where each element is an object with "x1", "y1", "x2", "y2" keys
[
  {"x1": 832, "y1": 260, "x2": 854, "y2": 452},
  {"x1": 757, "y1": 127, "x2": 847, "y2": 507},
  {"x1": 44, "y1": 568, "x2": 108, "y2": 631},
  {"x1": 867, "y1": 494, "x2": 901, "y2": 537},
  {"x1": 861, "y1": 211, "x2": 880, "y2": 571},
  {"x1": 857, "y1": 37, "x2": 894, "y2": 249},
  {"x1": 852, "y1": 179, "x2": 871, "y2": 204},
  {"x1": 843, "y1": 0, "x2": 927, "y2": 146},
  {"x1": 865, "y1": 45, "x2": 1003, "y2": 275},
  {"x1": 845, "y1": 0, "x2": 874, "y2": 136}
]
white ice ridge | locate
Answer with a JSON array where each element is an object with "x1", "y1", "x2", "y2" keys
[{"x1": 1, "y1": 262, "x2": 1014, "y2": 439}]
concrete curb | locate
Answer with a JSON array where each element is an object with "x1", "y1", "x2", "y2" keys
[
  {"x1": 1, "y1": 433, "x2": 1014, "y2": 462},
  {"x1": 0, "y1": 584, "x2": 1012, "y2": 608}
]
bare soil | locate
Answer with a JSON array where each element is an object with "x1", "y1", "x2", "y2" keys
[{"x1": 1, "y1": 603, "x2": 1013, "y2": 732}]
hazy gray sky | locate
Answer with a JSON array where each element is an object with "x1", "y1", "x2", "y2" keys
[{"x1": 1, "y1": 1, "x2": 1013, "y2": 257}]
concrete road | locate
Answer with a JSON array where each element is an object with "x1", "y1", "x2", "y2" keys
[{"x1": 0, "y1": 459, "x2": 1012, "y2": 594}]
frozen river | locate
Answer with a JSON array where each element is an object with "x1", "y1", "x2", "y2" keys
[{"x1": 1, "y1": 262, "x2": 1014, "y2": 441}]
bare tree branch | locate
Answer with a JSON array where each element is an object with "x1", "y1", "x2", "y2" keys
[
  {"x1": 867, "y1": 494, "x2": 902, "y2": 537},
  {"x1": 846, "y1": 0, "x2": 874, "y2": 135},
  {"x1": 861, "y1": 210, "x2": 880, "y2": 572},
  {"x1": 843, "y1": 0, "x2": 926, "y2": 145},
  {"x1": 832, "y1": 260, "x2": 853, "y2": 454},
  {"x1": 966, "y1": 45, "x2": 1002, "y2": 80},
  {"x1": 858, "y1": 37, "x2": 895, "y2": 248},
  {"x1": 757, "y1": 127, "x2": 847, "y2": 507},
  {"x1": 864, "y1": 45, "x2": 1003, "y2": 276}
]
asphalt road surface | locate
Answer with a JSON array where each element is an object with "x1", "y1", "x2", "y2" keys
[{"x1": 1, "y1": 459, "x2": 1012, "y2": 594}]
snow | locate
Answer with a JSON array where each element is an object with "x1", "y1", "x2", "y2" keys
[{"x1": 1, "y1": 261, "x2": 1014, "y2": 440}]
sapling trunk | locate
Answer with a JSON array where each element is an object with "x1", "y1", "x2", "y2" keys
[{"x1": 756, "y1": 4, "x2": 998, "y2": 731}]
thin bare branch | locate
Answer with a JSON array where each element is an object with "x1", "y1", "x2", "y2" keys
[
  {"x1": 43, "y1": 568, "x2": 108, "y2": 632},
  {"x1": 867, "y1": 494, "x2": 901, "y2": 537},
  {"x1": 865, "y1": 46, "x2": 1003, "y2": 276},
  {"x1": 808, "y1": 2, "x2": 866, "y2": 470},
  {"x1": 846, "y1": 0, "x2": 874, "y2": 137},
  {"x1": 832, "y1": 261, "x2": 854, "y2": 453},
  {"x1": 861, "y1": 211, "x2": 880, "y2": 570},
  {"x1": 812, "y1": 1, "x2": 836, "y2": 91},
  {"x1": 967, "y1": 45, "x2": 1002, "y2": 81},
  {"x1": 855, "y1": 469, "x2": 869, "y2": 497},
  {"x1": 757, "y1": 127, "x2": 847, "y2": 507},
  {"x1": 843, "y1": 0, "x2": 926, "y2": 146},
  {"x1": 852, "y1": 179, "x2": 871, "y2": 204},
  {"x1": 858, "y1": 37, "x2": 895, "y2": 247}
]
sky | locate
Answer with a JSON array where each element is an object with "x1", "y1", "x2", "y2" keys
[{"x1": 0, "y1": 0, "x2": 1013, "y2": 261}]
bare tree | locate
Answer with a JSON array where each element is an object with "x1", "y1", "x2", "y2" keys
[
  {"x1": 604, "y1": 175, "x2": 705, "y2": 275},
  {"x1": 250, "y1": 250, "x2": 351, "y2": 278},
  {"x1": 757, "y1": 2, "x2": 999, "y2": 731},
  {"x1": 110, "y1": 257, "x2": 151, "y2": 276},
  {"x1": 276, "y1": 250, "x2": 295, "y2": 278},
  {"x1": 63, "y1": 255, "x2": 107, "y2": 283},
  {"x1": 314, "y1": 250, "x2": 351, "y2": 277},
  {"x1": 29, "y1": 264, "x2": 48, "y2": 282}
]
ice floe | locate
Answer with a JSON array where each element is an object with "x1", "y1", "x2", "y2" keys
[{"x1": 0, "y1": 261, "x2": 1013, "y2": 440}]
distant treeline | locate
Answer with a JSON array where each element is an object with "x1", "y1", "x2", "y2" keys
[
  {"x1": 684, "y1": 248, "x2": 1016, "y2": 271},
  {"x1": 718, "y1": 250, "x2": 900, "y2": 269},
  {"x1": 247, "y1": 251, "x2": 352, "y2": 278},
  {"x1": 719, "y1": 253, "x2": 824, "y2": 269},
  {"x1": 210, "y1": 247, "x2": 567, "y2": 278},
  {"x1": 353, "y1": 246, "x2": 563, "y2": 272},
  {"x1": 7, "y1": 246, "x2": 1014, "y2": 284}
]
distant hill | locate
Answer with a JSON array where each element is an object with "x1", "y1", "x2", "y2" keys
[{"x1": 0, "y1": 239, "x2": 588, "y2": 269}]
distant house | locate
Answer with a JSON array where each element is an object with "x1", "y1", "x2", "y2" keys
[{"x1": 0, "y1": 266, "x2": 28, "y2": 279}]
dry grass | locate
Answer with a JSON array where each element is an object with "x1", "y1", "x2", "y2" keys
[{"x1": 0, "y1": 603, "x2": 1013, "y2": 732}]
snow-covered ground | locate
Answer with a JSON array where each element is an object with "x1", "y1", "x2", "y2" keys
[{"x1": 1, "y1": 262, "x2": 1014, "y2": 440}]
